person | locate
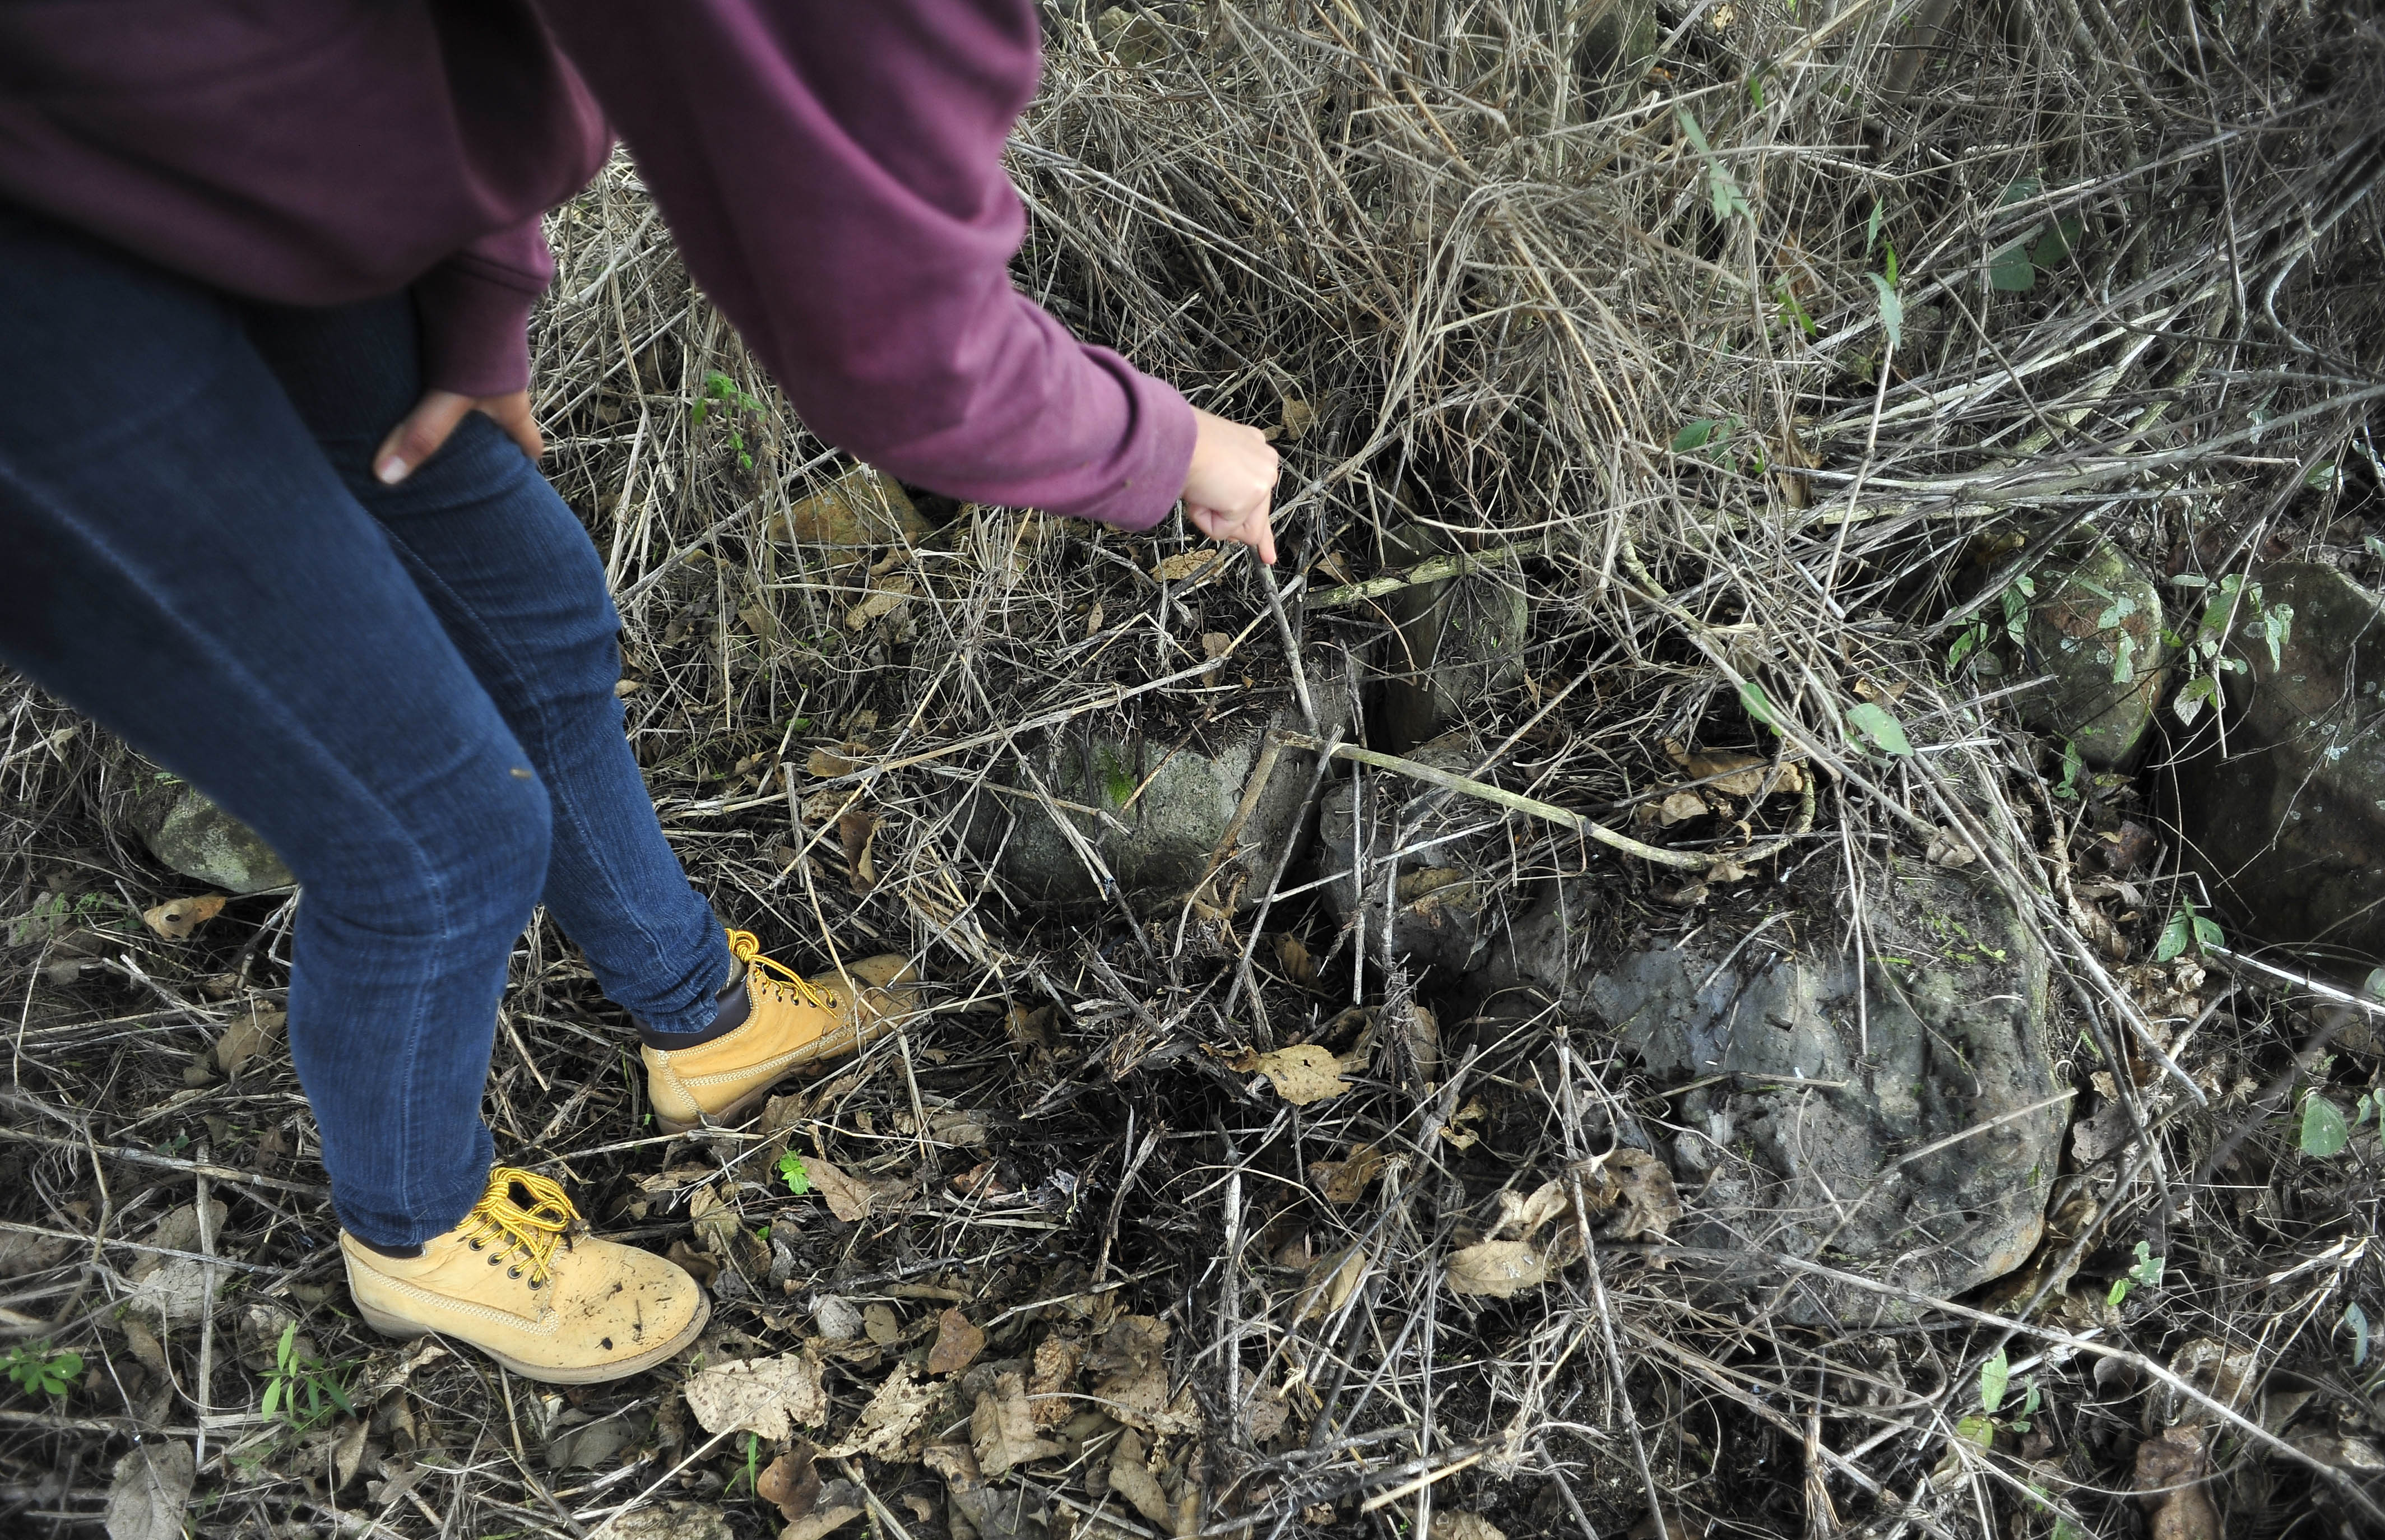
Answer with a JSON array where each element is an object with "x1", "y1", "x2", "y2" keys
[{"x1": 0, "y1": 2, "x2": 1280, "y2": 1384}]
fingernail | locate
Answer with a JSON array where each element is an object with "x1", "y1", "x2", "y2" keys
[{"x1": 375, "y1": 454, "x2": 408, "y2": 485}]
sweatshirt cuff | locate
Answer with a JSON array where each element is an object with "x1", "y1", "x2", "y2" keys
[
  {"x1": 411, "y1": 259, "x2": 542, "y2": 398},
  {"x1": 1066, "y1": 373, "x2": 1199, "y2": 533}
]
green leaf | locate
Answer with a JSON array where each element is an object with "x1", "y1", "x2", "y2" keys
[
  {"x1": 777, "y1": 1151, "x2": 813, "y2": 1195},
  {"x1": 2192, "y1": 915, "x2": 2225, "y2": 950},
  {"x1": 1988, "y1": 239, "x2": 2036, "y2": 292},
  {"x1": 2054, "y1": 739, "x2": 2083, "y2": 800},
  {"x1": 1868, "y1": 273, "x2": 1903, "y2": 351},
  {"x1": 2129, "y1": 1240, "x2": 2163, "y2": 1288},
  {"x1": 262, "y1": 1379, "x2": 284, "y2": 1421},
  {"x1": 2112, "y1": 632, "x2": 2136, "y2": 686},
  {"x1": 2302, "y1": 1093, "x2": 2351, "y2": 1158},
  {"x1": 1947, "y1": 626, "x2": 1984, "y2": 672},
  {"x1": 1865, "y1": 198, "x2": 1884, "y2": 255},
  {"x1": 1739, "y1": 680, "x2": 1779, "y2": 730},
  {"x1": 2263, "y1": 603, "x2": 2294, "y2": 671},
  {"x1": 1672, "y1": 418, "x2": 1727, "y2": 452},
  {"x1": 1998, "y1": 175, "x2": 2044, "y2": 209},
  {"x1": 2346, "y1": 1302, "x2": 2370, "y2": 1369},
  {"x1": 1954, "y1": 1414, "x2": 1996, "y2": 1453},
  {"x1": 1846, "y1": 701, "x2": 1913, "y2": 756},
  {"x1": 2174, "y1": 672, "x2": 2219, "y2": 726},
  {"x1": 1674, "y1": 106, "x2": 1715, "y2": 156},
  {"x1": 2030, "y1": 216, "x2": 2082, "y2": 270},
  {"x1": 2153, "y1": 910, "x2": 2192, "y2": 963},
  {"x1": 1980, "y1": 1346, "x2": 2011, "y2": 1413},
  {"x1": 1710, "y1": 164, "x2": 1752, "y2": 224},
  {"x1": 2108, "y1": 1275, "x2": 2132, "y2": 1308}
]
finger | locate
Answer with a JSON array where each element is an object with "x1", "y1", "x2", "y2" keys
[
  {"x1": 1252, "y1": 509, "x2": 1278, "y2": 567},
  {"x1": 486, "y1": 393, "x2": 545, "y2": 461},
  {"x1": 374, "y1": 391, "x2": 474, "y2": 485}
]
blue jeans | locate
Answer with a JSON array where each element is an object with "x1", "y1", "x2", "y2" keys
[{"x1": 0, "y1": 205, "x2": 733, "y2": 1247}]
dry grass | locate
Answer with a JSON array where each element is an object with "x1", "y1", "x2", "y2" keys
[{"x1": 7, "y1": 2, "x2": 2385, "y2": 1537}]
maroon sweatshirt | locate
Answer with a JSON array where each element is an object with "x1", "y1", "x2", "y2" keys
[{"x1": 0, "y1": 1, "x2": 1195, "y2": 530}]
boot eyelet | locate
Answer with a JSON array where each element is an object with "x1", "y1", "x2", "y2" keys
[
  {"x1": 488, "y1": 1255, "x2": 502, "y2": 1265},
  {"x1": 507, "y1": 1267, "x2": 522, "y2": 1278},
  {"x1": 468, "y1": 1240, "x2": 482, "y2": 1250}
]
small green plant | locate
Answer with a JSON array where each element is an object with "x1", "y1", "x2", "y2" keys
[
  {"x1": 4, "y1": 1341, "x2": 82, "y2": 1398},
  {"x1": 261, "y1": 1321, "x2": 354, "y2": 1432},
  {"x1": 2052, "y1": 737, "x2": 2085, "y2": 801},
  {"x1": 692, "y1": 370, "x2": 766, "y2": 472},
  {"x1": 1865, "y1": 199, "x2": 1903, "y2": 351},
  {"x1": 725, "y1": 1432, "x2": 763, "y2": 1496},
  {"x1": 2167, "y1": 572, "x2": 2294, "y2": 726},
  {"x1": 1846, "y1": 701, "x2": 1914, "y2": 757},
  {"x1": 2153, "y1": 896, "x2": 2224, "y2": 963},
  {"x1": 2300, "y1": 1092, "x2": 2352, "y2": 1158},
  {"x1": 1987, "y1": 177, "x2": 2084, "y2": 293},
  {"x1": 2106, "y1": 1240, "x2": 2163, "y2": 1308},
  {"x1": 1978, "y1": 1344, "x2": 2010, "y2": 1413},
  {"x1": 777, "y1": 1150, "x2": 812, "y2": 1195},
  {"x1": 1675, "y1": 108, "x2": 1752, "y2": 224},
  {"x1": 1946, "y1": 573, "x2": 2033, "y2": 674},
  {"x1": 2343, "y1": 1302, "x2": 2370, "y2": 1369}
]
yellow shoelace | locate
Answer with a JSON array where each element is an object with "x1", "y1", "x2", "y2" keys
[
  {"x1": 460, "y1": 1167, "x2": 578, "y2": 1287},
  {"x1": 726, "y1": 929, "x2": 836, "y2": 1013}
]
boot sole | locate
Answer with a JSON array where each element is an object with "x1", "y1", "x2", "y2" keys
[{"x1": 355, "y1": 1291, "x2": 711, "y2": 1385}]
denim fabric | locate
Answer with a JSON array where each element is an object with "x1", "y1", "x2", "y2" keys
[{"x1": 0, "y1": 203, "x2": 732, "y2": 1246}]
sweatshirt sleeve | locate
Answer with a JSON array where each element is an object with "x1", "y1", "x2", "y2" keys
[
  {"x1": 528, "y1": 0, "x2": 1196, "y2": 530},
  {"x1": 410, "y1": 214, "x2": 554, "y2": 399}
]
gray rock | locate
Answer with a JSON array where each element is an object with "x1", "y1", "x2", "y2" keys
[
  {"x1": 1376, "y1": 524, "x2": 1528, "y2": 752},
  {"x1": 126, "y1": 779, "x2": 294, "y2": 894},
  {"x1": 1585, "y1": 864, "x2": 2059, "y2": 1325},
  {"x1": 1316, "y1": 731, "x2": 1509, "y2": 978},
  {"x1": 968, "y1": 668, "x2": 1348, "y2": 916},
  {"x1": 2019, "y1": 539, "x2": 2169, "y2": 768},
  {"x1": 2174, "y1": 560, "x2": 2385, "y2": 958}
]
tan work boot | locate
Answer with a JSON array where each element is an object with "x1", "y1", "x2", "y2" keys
[
  {"x1": 343, "y1": 1167, "x2": 707, "y2": 1384},
  {"x1": 643, "y1": 929, "x2": 920, "y2": 1134}
]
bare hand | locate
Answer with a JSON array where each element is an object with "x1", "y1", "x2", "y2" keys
[
  {"x1": 1181, "y1": 408, "x2": 1279, "y2": 565},
  {"x1": 374, "y1": 389, "x2": 542, "y2": 485}
]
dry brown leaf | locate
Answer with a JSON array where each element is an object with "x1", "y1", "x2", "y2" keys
[
  {"x1": 2133, "y1": 1425, "x2": 2219, "y2": 1540},
  {"x1": 1298, "y1": 1245, "x2": 1368, "y2": 1323},
  {"x1": 1395, "y1": 865, "x2": 1473, "y2": 904},
  {"x1": 1084, "y1": 600, "x2": 1104, "y2": 637},
  {"x1": 1657, "y1": 790, "x2": 1710, "y2": 827},
  {"x1": 1314, "y1": 1143, "x2": 1386, "y2": 1205},
  {"x1": 1200, "y1": 630, "x2": 1233, "y2": 661},
  {"x1": 842, "y1": 574, "x2": 915, "y2": 632},
  {"x1": 1088, "y1": 1315, "x2": 1198, "y2": 1432},
  {"x1": 926, "y1": 1309, "x2": 986, "y2": 1376},
  {"x1": 778, "y1": 1499, "x2": 865, "y2": 1540},
  {"x1": 769, "y1": 465, "x2": 931, "y2": 554},
  {"x1": 836, "y1": 808, "x2": 879, "y2": 894},
  {"x1": 683, "y1": 1353, "x2": 827, "y2": 1442},
  {"x1": 1598, "y1": 1149, "x2": 1683, "y2": 1241},
  {"x1": 1151, "y1": 548, "x2": 1224, "y2": 583},
  {"x1": 1246, "y1": 1386, "x2": 1292, "y2": 1442},
  {"x1": 1278, "y1": 397, "x2": 1316, "y2": 441},
  {"x1": 1102, "y1": 1427, "x2": 1175, "y2": 1530},
  {"x1": 1440, "y1": 1098, "x2": 1488, "y2": 1152},
  {"x1": 1232, "y1": 1043, "x2": 1353, "y2": 1105},
  {"x1": 1431, "y1": 1515, "x2": 1507, "y2": 1540},
  {"x1": 1027, "y1": 1335, "x2": 1084, "y2": 1427},
  {"x1": 213, "y1": 1006, "x2": 284, "y2": 1078},
  {"x1": 757, "y1": 1447, "x2": 821, "y2": 1524},
  {"x1": 687, "y1": 1185, "x2": 740, "y2": 1255},
  {"x1": 1005, "y1": 1001, "x2": 1057, "y2": 1052},
  {"x1": 1925, "y1": 827, "x2": 1979, "y2": 869},
  {"x1": 1852, "y1": 675, "x2": 1909, "y2": 703},
  {"x1": 1446, "y1": 1239, "x2": 1554, "y2": 1298},
  {"x1": 738, "y1": 601, "x2": 778, "y2": 641},
  {"x1": 142, "y1": 894, "x2": 226, "y2": 940},
  {"x1": 822, "y1": 1363, "x2": 940, "y2": 1460},
  {"x1": 1275, "y1": 934, "x2": 1316, "y2": 986},
  {"x1": 969, "y1": 1371, "x2": 1066, "y2": 1478},
  {"x1": 1663, "y1": 740, "x2": 1805, "y2": 796},
  {"x1": 331, "y1": 1417, "x2": 370, "y2": 1490},
  {"x1": 807, "y1": 1156, "x2": 879, "y2": 1223},
  {"x1": 805, "y1": 742, "x2": 867, "y2": 778},
  {"x1": 862, "y1": 1302, "x2": 902, "y2": 1346}
]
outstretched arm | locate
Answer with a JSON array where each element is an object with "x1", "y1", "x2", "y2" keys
[{"x1": 526, "y1": 0, "x2": 1271, "y2": 549}]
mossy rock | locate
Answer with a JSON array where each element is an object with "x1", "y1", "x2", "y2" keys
[
  {"x1": 126, "y1": 780, "x2": 294, "y2": 895},
  {"x1": 2020, "y1": 538, "x2": 2169, "y2": 768},
  {"x1": 1375, "y1": 523, "x2": 1529, "y2": 752}
]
